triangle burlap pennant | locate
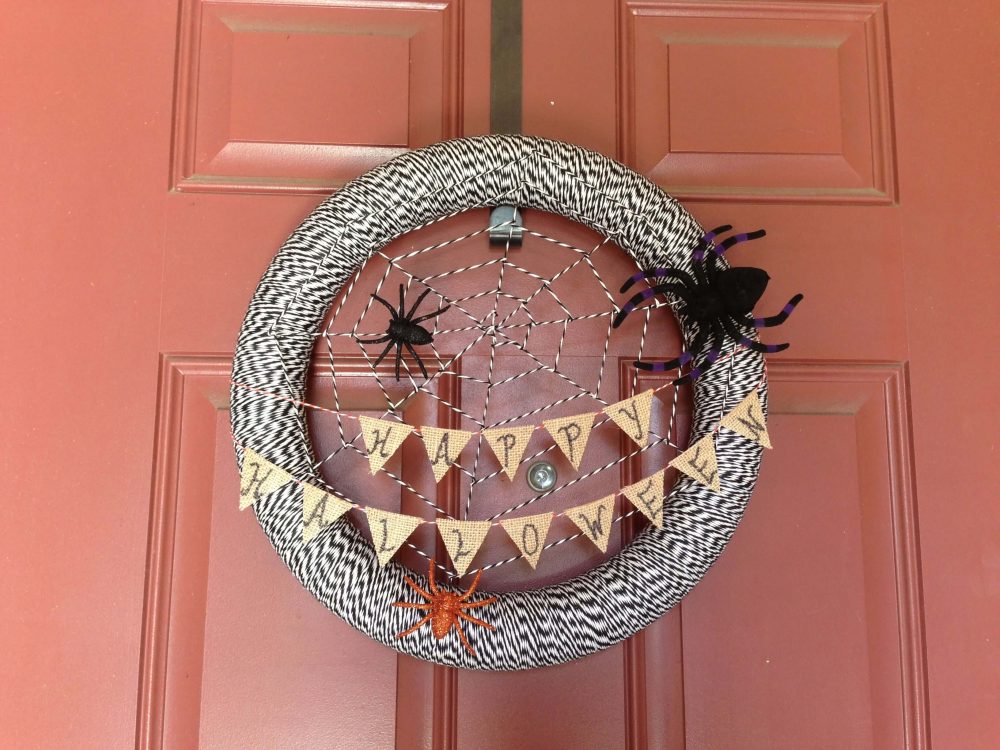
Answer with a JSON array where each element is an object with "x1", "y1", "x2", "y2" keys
[
  {"x1": 566, "y1": 494, "x2": 616, "y2": 553},
  {"x1": 358, "y1": 416, "x2": 414, "y2": 475},
  {"x1": 420, "y1": 427, "x2": 473, "y2": 482},
  {"x1": 542, "y1": 412, "x2": 596, "y2": 470},
  {"x1": 239, "y1": 448, "x2": 293, "y2": 510},
  {"x1": 719, "y1": 390, "x2": 771, "y2": 448},
  {"x1": 499, "y1": 512, "x2": 553, "y2": 569},
  {"x1": 604, "y1": 390, "x2": 655, "y2": 447},
  {"x1": 364, "y1": 508, "x2": 423, "y2": 566},
  {"x1": 621, "y1": 469, "x2": 666, "y2": 528},
  {"x1": 482, "y1": 425, "x2": 536, "y2": 481},
  {"x1": 437, "y1": 518, "x2": 492, "y2": 576},
  {"x1": 669, "y1": 434, "x2": 720, "y2": 491},
  {"x1": 302, "y1": 484, "x2": 353, "y2": 543}
]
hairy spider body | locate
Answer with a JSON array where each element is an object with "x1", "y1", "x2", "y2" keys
[
  {"x1": 613, "y1": 225, "x2": 803, "y2": 385},
  {"x1": 394, "y1": 560, "x2": 497, "y2": 656},
  {"x1": 358, "y1": 284, "x2": 450, "y2": 381}
]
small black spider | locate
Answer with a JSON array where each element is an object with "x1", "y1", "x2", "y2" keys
[
  {"x1": 358, "y1": 284, "x2": 450, "y2": 381},
  {"x1": 612, "y1": 225, "x2": 803, "y2": 385}
]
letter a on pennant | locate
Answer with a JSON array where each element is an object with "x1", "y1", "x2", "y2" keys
[
  {"x1": 542, "y1": 412, "x2": 596, "y2": 470},
  {"x1": 669, "y1": 434, "x2": 721, "y2": 491},
  {"x1": 364, "y1": 508, "x2": 423, "y2": 567},
  {"x1": 302, "y1": 484, "x2": 353, "y2": 543},
  {"x1": 359, "y1": 416, "x2": 414, "y2": 475},
  {"x1": 499, "y1": 512, "x2": 553, "y2": 569},
  {"x1": 483, "y1": 426, "x2": 536, "y2": 481},
  {"x1": 437, "y1": 519, "x2": 492, "y2": 576},
  {"x1": 621, "y1": 469, "x2": 666, "y2": 528},
  {"x1": 719, "y1": 390, "x2": 771, "y2": 448},
  {"x1": 239, "y1": 448, "x2": 293, "y2": 510},
  {"x1": 604, "y1": 390, "x2": 655, "y2": 446},
  {"x1": 420, "y1": 427, "x2": 473, "y2": 482},
  {"x1": 567, "y1": 495, "x2": 616, "y2": 553}
]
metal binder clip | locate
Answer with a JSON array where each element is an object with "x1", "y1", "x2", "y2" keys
[{"x1": 489, "y1": 205, "x2": 523, "y2": 246}]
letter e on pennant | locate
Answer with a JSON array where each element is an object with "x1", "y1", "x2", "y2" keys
[
  {"x1": 669, "y1": 434, "x2": 720, "y2": 491},
  {"x1": 621, "y1": 469, "x2": 666, "y2": 528}
]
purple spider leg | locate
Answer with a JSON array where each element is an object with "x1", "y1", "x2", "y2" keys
[
  {"x1": 711, "y1": 229, "x2": 766, "y2": 257},
  {"x1": 672, "y1": 320, "x2": 727, "y2": 385},
  {"x1": 720, "y1": 316, "x2": 790, "y2": 355},
  {"x1": 749, "y1": 293, "x2": 804, "y2": 328},
  {"x1": 619, "y1": 267, "x2": 696, "y2": 294},
  {"x1": 613, "y1": 282, "x2": 693, "y2": 328},
  {"x1": 693, "y1": 225, "x2": 733, "y2": 262},
  {"x1": 634, "y1": 327, "x2": 708, "y2": 373}
]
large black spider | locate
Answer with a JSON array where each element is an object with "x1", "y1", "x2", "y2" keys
[
  {"x1": 612, "y1": 225, "x2": 803, "y2": 385},
  {"x1": 358, "y1": 284, "x2": 450, "y2": 381}
]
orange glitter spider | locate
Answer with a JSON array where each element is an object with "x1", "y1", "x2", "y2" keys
[{"x1": 393, "y1": 559, "x2": 497, "y2": 656}]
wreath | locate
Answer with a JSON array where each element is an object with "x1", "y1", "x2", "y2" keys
[{"x1": 230, "y1": 135, "x2": 800, "y2": 670}]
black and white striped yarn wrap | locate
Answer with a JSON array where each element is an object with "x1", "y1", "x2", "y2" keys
[{"x1": 230, "y1": 135, "x2": 766, "y2": 670}]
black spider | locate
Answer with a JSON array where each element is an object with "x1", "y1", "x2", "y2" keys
[
  {"x1": 358, "y1": 284, "x2": 450, "y2": 381},
  {"x1": 612, "y1": 225, "x2": 803, "y2": 385}
]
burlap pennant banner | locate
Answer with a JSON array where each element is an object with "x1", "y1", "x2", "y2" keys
[
  {"x1": 500, "y1": 512, "x2": 553, "y2": 569},
  {"x1": 420, "y1": 427, "x2": 473, "y2": 482},
  {"x1": 359, "y1": 416, "x2": 415, "y2": 475},
  {"x1": 437, "y1": 519, "x2": 492, "y2": 576},
  {"x1": 543, "y1": 412, "x2": 596, "y2": 470},
  {"x1": 719, "y1": 390, "x2": 771, "y2": 448},
  {"x1": 567, "y1": 494, "x2": 616, "y2": 553},
  {"x1": 365, "y1": 508, "x2": 423, "y2": 566},
  {"x1": 239, "y1": 449, "x2": 293, "y2": 510},
  {"x1": 669, "y1": 434, "x2": 720, "y2": 491},
  {"x1": 302, "y1": 484, "x2": 353, "y2": 543},
  {"x1": 621, "y1": 468, "x2": 666, "y2": 528},
  {"x1": 483, "y1": 425, "x2": 536, "y2": 481},
  {"x1": 604, "y1": 389, "x2": 654, "y2": 446}
]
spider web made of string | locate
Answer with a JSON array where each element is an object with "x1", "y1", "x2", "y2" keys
[{"x1": 284, "y1": 204, "x2": 738, "y2": 579}]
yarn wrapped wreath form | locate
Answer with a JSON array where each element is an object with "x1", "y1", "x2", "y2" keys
[{"x1": 230, "y1": 135, "x2": 768, "y2": 670}]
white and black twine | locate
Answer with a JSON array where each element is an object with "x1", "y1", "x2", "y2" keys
[{"x1": 230, "y1": 135, "x2": 767, "y2": 670}]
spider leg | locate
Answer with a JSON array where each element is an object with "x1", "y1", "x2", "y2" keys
[
  {"x1": 406, "y1": 287, "x2": 432, "y2": 317},
  {"x1": 402, "y1": 573, "x2": 434, "y2": 601},
  {"x1": 411, "y1": 305, "x2": 451, "y2": 324},
  {"x1": 395, "y1": 612, "x2": 434, "y2": 640},
  {"x1": 693, "y1": 225, "x2": 733, "y2": 261},
  {"x1": 371, "y1": 293, "x2": 398, "y2": 319},
  {"x1": 619, "y1": 267, "x2": 697, "y2": 294},
  {"x1": 356, "y1": 334, "x2": 392, "y2": 345},
  {"x1": 633, "y1": 326, "x2": 707, "y2": 373},
  {"x1": 672, "y1": 323, "x2": 725, "y2": 385},
  {"x1": 393, "y1": 602, "x2": 433, "y2": 610},
  {"x1": 458, "y1": 610, "x2": 495, "y2": 630},
  {"x1": 403, "y1": 341, "x2": 429, "y2": 379},
  {"x1": 398, "y1": 283, "x2": 406, "y2": 318},
  {"x1": 371, "y1": 340, "x2": 396, "y2": 369},
  {"x1": 749, "y1": 293, "x2": 803, "y2": 328},
  {"x1": 428, "y1": 559, "x2": 440, "y2": 595},
  {"x1": 394, "y1": 343, "x2": 403, "y2": 381},
  {"x1": 454, "y1": 620, "x2": 476, "y2": 656},
  {"x1": 713, "y1": 228, "x2": 766, "y2": 257},
  {"x1": 459, "y1": 597, "x2": 497, "y2": 609},
  {"x1": 613, "y1": 283, "x2": 693, "y2": 328},
  {"x1": 460, "y1": 569, "x2": 484, "y2": 600}
]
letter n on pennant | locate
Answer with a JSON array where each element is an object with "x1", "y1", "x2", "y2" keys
[
  {"x1": 669, "y1": 434, "x2": 721, "y2": 492},
  {"x1": 364, "y1": 508, "x2": 423, "y2": 567},
  {"x1": 482, "y1": 426, "x2": 536, "y2": 481},
  {"x1": 420, "y1": 427, "x2": 473, "y2": 483},
  {"x1": 302, "y1": 484, "x2": 353, "y2": 543},
  {"x1": 719, "y1": 390, "x2": 771, "y2": 448},
  {"x1": 437, "y1": 519, "x2": 492, "y2": 577},
  {"x1": 239, "y1": 448, "x2": 292, "y2": 510},
  {"x1": 499, "y1": 512, "x2": 553, "y2": 569},
  {"x1": 567, "y1": 495, "x2": 616, "y2": 553},
  {"x1": 359, "y1": 416, "x2": 414, "y2": 475},
  {"x1": 621, "y1": 469, "x2": 666, "y2": 528}
]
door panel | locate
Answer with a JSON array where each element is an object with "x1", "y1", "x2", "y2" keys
[{"x1": 3, "y1": 1, "x2": 998, "y2": 749}]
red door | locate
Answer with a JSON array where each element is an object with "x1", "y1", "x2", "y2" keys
[{"x1": 2, "y1": 1, "x2": 997, "y2": 748}]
